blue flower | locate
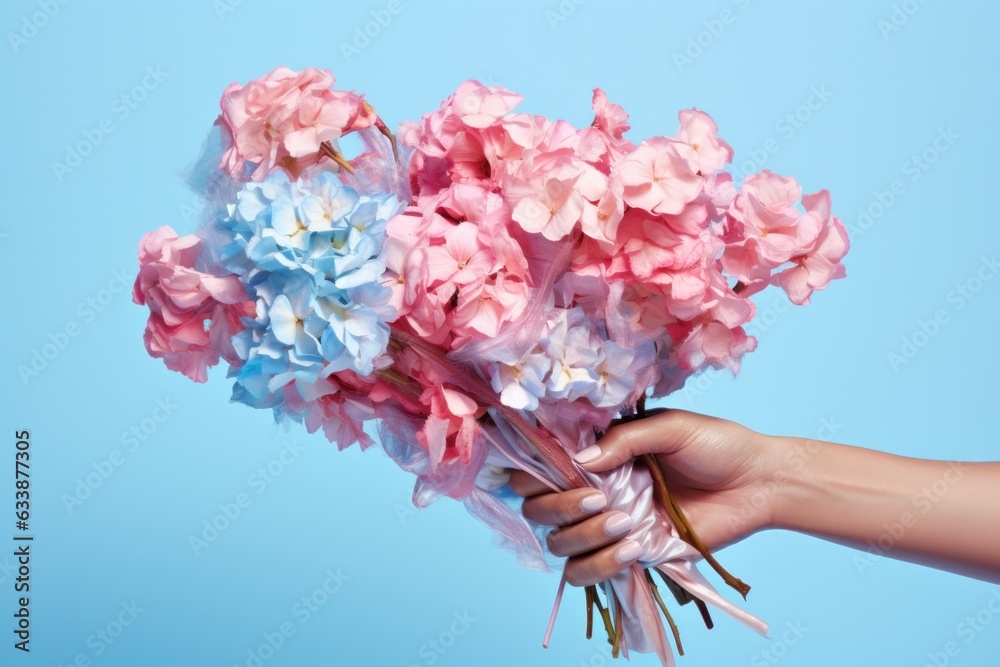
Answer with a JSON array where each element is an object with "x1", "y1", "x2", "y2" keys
[{"x1": 215, "y1": 171, "x2": 402, "y2": 417}]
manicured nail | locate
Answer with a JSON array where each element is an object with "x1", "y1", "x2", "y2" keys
[
  {"x1": 574, "y1": 445, "x2": 602, "y2": 464},
  {"x1": 604, "y1": 513, "x2": 632, "y2": 537},
  {"x1": 579, "y1": 492, "x2": 607, "y2": 512},
  {"x1": 616, "y1": 539, "x2": 642, "y2": 563}
]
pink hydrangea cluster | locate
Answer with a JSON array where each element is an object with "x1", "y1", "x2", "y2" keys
[
  {"x1": 389, "y1": 80, "x2": 848, "y2": 414},
  {"x1": 722, "y1": 172, "x2": 849, "y2": 305},
  {"x1": 217, "y1": 66, "x2": 381, "y2": 182},
  {"x1": 132, "y1": 226, "x2": 255, "y2": 383}
]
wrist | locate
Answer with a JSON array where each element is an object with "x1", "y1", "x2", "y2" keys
[
  {"x1": 763, "y1": 435, "x2": 912, "y2": 536},
  {"x1": 756, "y1": 434, "x2": 825, "y2": 532}
]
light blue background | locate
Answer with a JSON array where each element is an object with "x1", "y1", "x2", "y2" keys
[{"x1": 3, "y1": 1, "x2": 999, "y2": 665}]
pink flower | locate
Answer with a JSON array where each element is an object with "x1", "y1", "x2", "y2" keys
[
  {"x1": 721, "y1": 170, "x2": 824, "y2": 290},
  {"x1": 399, "y1": 79, "x2": 523, "y2": 195},
  {"x1": 591, "y1": 88, "x2": 631, "y2": 143},
  {"x1": 437, "y1": 184, "x2": 511, "y2": 238},
  {"x1": 453, "y1": 272, "x2": 529, "y2": 343},
  {"x1": 411, "y1": 123, "x2": 511, "y2": 195},
  {"x1": 447, "y1": 130, "x2": 498, "y2": 186},
  {"x1": 502, "y1": 113, "x2": 569, "y2": 155},
  {"x1": 672, "y1": 319, "x2": 757, "y2": 373},
  {"x1": 577, "y1": 88, "x2": 635, "y2": 168},
  {"x1": 771, "y1": 191, "x2": 849, "y2": 305},
  {"x1": 419, "y1": 386, "x2": 480, "y2": 465},
  {"x1": 703, "y1": 171, "x2": 738, "y2": 218},
  {"x1": 510, "y1": 163, "x2": 586, "y2": 240},
  {"x1": 579, "y1": 179, "x2": 624, "y2": 245},
  {"x1": 606, "y1": 209, "x2": 716, "y2": 313},
  {"x1": 384, "y1": 184, "x2": 531, "y2": 348},
  {"x1": 438, "y1": 184, "x2": 532, "y2": 281},
  {"x1": 673, "y1": 108, "x2": 733, "y2": 174},
  {"x1": 704, "y1": 267, "x2": 756, "y2": 329},
  {"x1": 132, "y1": 226, "x2": 255, "y2": 383},
  {"x1": 290, "y1": 376, "x2": 376, "y2": 450},
  {"x1": 734, "y1": 170, "x2": 821, "y2": 261},
  {"x1": 451, "y1": 79, "x2": 523, "y2": 129},
  {"x1": 218, "y1": 66, "x2": 376, "y2": 182},
  {"x1": 615, "y1": 137, "x2": 703, "y2": 215},
  {"x1": 426, "y1": 222, "x2": 497, "y2": 287}
]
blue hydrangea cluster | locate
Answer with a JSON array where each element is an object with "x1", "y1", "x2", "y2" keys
[{"x1": 216, "y1": 170, "x2": 403, "y2": 412}]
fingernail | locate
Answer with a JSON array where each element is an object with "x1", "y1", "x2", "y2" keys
[
  {"x1": 604, "y1": 513, "x2": 632, "y2": 537},
  {"x1": 616, "y1": 539, "x2": 642, "y2": 563},
  {"x1": 574, "y1": 445, "x2": 602, "y2": 464},
  {"x1": 579, "y1": 492, "x2": 607, "y2": 512}
]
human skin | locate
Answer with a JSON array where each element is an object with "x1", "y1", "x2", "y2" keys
[{"x1": 510, "y1": 409, "x2": 1000, "y2": 588}]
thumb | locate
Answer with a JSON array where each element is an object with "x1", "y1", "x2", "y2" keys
[{"x1": 573, "y1": 409, "x2": 691, "y2": 472}]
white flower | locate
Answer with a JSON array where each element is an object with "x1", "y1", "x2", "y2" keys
[
  {"x1": 585, "y1": 341, "x2": 636, "y2": 408},
  {"x1": 542, "y1": 308, "x2": 600, "y2": 402},
  {"x1": 490, "y1": 351, "x2": 551, "y2": 411}
]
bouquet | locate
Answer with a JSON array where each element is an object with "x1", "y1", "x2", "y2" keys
[{"x1": 133, "y1": 66, "x2": 848, "y2": 665}]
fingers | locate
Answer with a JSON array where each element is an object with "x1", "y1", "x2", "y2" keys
[
  {"x1": 509, "y1": 471, "x2": 645, "y2": 586},
  {"x1": 522, "y1": 488, "x2": 607, "y2": 526},
  {"x1": 573, "y1": 409, "x2": 703, "y2": 472},
  {"x1": 546, "y1": 511, "x2": 632, "y2": 557},
  {"x1": 564, "y1": 539, "x2": 644, "y2": 587}
]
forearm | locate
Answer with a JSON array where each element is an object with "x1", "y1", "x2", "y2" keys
[{"x1": 768, "y1": 436, "x2": 1000, "y2": 583}]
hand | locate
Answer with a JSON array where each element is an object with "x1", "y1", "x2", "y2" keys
[{"x1": 509, "y1": 409, "x2": 781, "y2": 586}]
